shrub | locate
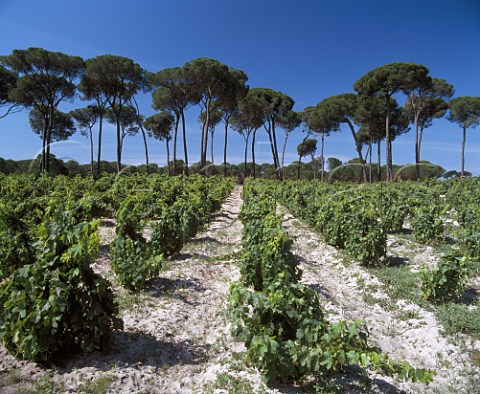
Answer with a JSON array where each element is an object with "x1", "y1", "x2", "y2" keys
[
  {"x1": 345, "y1": 206, "x2": 387, "y2": 266},
  {"x1": 110, "y1": 196, "x2": 163, "y2": 290},
  {"x1": 0, "y1": 211, "x2": 122, "y2": 364},
  {"x1": 421, "y1": 251, "x2": 469, "y2": 304},
  {"x1": 411, "y1": 205, "x2": 444, "y2": 244}
]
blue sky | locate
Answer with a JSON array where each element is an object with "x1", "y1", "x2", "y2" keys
[{"x1": 1, "y1": 0, "x2": 479, "y2": 174}]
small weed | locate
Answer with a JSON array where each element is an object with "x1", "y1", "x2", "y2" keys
[
  {"x1": 137, "y1": 349, "x2": 149, "y2": 363},
  {"x1": 2, "y1": 369, "x2": 22, "y2": 385},
  {"x1": 396, "y1": 309, "x2": 421, "y2": 321},
  {"x1": 384, "y1": 319, "x2": 405, "y2": 336},
  {"x1": 437, "y1": 303, "x2": 480, "y2": 340},
  {"x1": 355, "y1": 276, "x2": 365, "y2": 288},
  {"x1": 79, "y1": 374, "x2": 115, "y2": 394},
  {"x1": 116, "y1": 291, "x2": 142, "y2": 312},
  {"x1": 367, "y1": 266, "x2": 424, "y2": 306},
  {"x1": 470, "y1": 349, "x2": 480, "y2": 368},
  {"x1": 14, "y1": 373, "x2": 59, "y2": 394},
  {"x1": 203, "y1": 371, "x2": 258, "y2": 394},
  {"x1": 363, "y1": 293, "x2": 383, "y2": 307}
]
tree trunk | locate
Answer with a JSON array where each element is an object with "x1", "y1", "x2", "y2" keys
[
  {"x1": 297, "y1": 156, "x2": 303, "y2": 180},
  {"x1": 116, "y1": 117, "x2": 122, "y2": 173},
  {"x1": 414, "y1": 113, "x2": 420, "y2": 180},
  {"x1": 320, "y1": 132, "x2": 325, "y2": 181},
  {"x1": 97, "y1": 114, "x2": 103, "y2": 174},
  {"x1": 132, "y1": 96, "x2": 149, "y2": 172},
  {"x1": 45, "y1": 107, "x2": 54, "y2": 172},
  {"x1": 281, "y1": 131, "x2": 289, "y2": 170},
  {"x1": 252, "y1": 129, "x2": 257, "y2": 179},
  {"x1": 265, "y1": 122, "x2": 279, "y2": 180},
  {"x1": 271, "y1": 118, "x2": 283, "y2": 180},
  {"x1": 200, "y1": 97, "x2": 212, "y2": 176},
  {"x1": 200, "y1": 117, "x2": 206, "y2": 175},
  {"x1": 312, "y1": 154, "x2": 316, "y2": 180},
  {"x1": 223, "y1": 120, "x2": 228, "y2": 177},
  {"x1": 461, "y1": 124, "x2": 466, "y2": 177},
  {"x1": 41, "y1": 117, "x2": 47, "y2": 173},
  {"x1": 173, "y1": 114, "x2": 180, "y2": 175},
  {"x1": 345, "y1": 118, "x2": 367, "y2": 183},
  {"x1": 140, "y1": 126, "x2": 149, "y2": 173},
  {"x1": 377, "y1": 140, "x2": 381, "y2": 181},
  {"x1": 388, "y1": 137, "x2": 393, "y2": 180},
  {"x1": 419, "y1": 125, "x2": 425, "y2": 162},
  {"x1": 89, "y1": 127, "x2": 94, "y2": 174},
  {"x1": 367, "y1": 139, "x2": 372, "y2": 183},
  {"x1": 181, "y1": 111, "x2": 189, "y2": 175},
  {"x1": 244, "y1": 134, "x2": 249, "y2": 177},
  {"x1": 385, "y1": 96, "x2": 392, "y2": 181},
  {"x1": 46, "y1": 121, "x2": 53, "y2": 172},
  {"x1": 165, "y1": 138, "x2": 171, "y2": 176},
  {"x1": 210, "y1": 128, "x2": 215, "y2": 168},
  {"x1": 204, "y1": 122, "x2": 209, "y2": 175}
]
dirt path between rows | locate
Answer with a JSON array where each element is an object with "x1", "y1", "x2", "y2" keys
[{"x1": 282, "y1": 211, "x2": 480, "y2": 393}]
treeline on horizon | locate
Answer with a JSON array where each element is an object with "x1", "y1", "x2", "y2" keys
[
  {"x1": 1, "y1": 47, "x2": 480, "y2": 182},
  {"x1": 1, "y1": 154, "x2": 464, "y2": 182}
]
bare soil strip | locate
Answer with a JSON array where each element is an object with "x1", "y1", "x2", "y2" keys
[{"x1": 282, "y1": 211, "x2": 480, "y2": 393}]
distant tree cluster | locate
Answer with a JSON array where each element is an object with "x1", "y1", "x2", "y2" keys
[{"x1": 1, "y1": 48, "x2": 479, "y2": 179}]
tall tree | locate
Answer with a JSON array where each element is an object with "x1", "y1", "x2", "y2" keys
[
  {"x1": 235, "y1": 91, "x2": 264, "y2": 179},
  {"x1": 297, "y1": 139, "x2": 317, "y2": 179},
  {"x1": 70, "y1": 107, "x2": 98, "y2": 174},
  {"x1": 199, "y1": 108, "x2": 222, "y2": 173},
  {"x1": 105, "y1": 105, "x2": 140, "y2": 161},
  {"x1": 1, "y1": 48, "x2": 84, "y2": 172},
  {"x1": 214, "y1": 68, "x2": 249, "y2": 177},
  {"x1": 247, "y1": 88, "x2": 295, "y2": 180},
  {"x1": 80, "y1": 55, "x2": 144, "y2": 172},
  {"x1": 0, "y1": 65, "x2": 20, "y2": 119},
  {"x1": 315, "y1": 94, "x2": 368, "y2": 182},
  {"x1": 150, "y1": 66, "x2": 198, "y2": 175},
  {"x1": 29, "y1": 108, "x2": 76, "y2": 157},
  {"x1": 129, "y1": 95, "x2": 150, "y2": 171},
  {"x1": 405, "y1": 78, "x2": 454, "y2": 179},
  {"x1": 296, "y1": 125, "x2": 313, "y2": 180},
  {"x1": 78, "y1": 66, "x2": 109, "y2": 174},
  {"x1": 185, "y1": 58, "x2": 231, "y2": 175},
  {"x1": 144, "y1": 112, "x2": 175, "y2": 175},
  {"x1": 278, "y1": 110, "x2": 301, "y2": 170},
  {"x1": 302, "y1": 105, "x2": 339, "y2": 181},
  {"x1": 447, "y1": 96, "x2": 480, "y2": 177},
  {"x1": 355, "y1": 95, "x2": 409, "y2": 181},
  {"x1": 354, "y1": 62, "x2": 430, "y2": 180}
]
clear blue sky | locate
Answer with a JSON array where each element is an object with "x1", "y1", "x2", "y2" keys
[{"x1": 1, "y1": 0, "x2": 479, "y2": 174}]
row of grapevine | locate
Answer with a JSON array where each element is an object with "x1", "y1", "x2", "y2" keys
[
  {"x1": 277, "y1": 178, "x2": 480, "y2": 265},
  {"x1": 279, "y1": 181, "x2": 388, "y2": 266},
  {"x1": 110, "y1": 176, "x2": 235, "y2": 289},
  {"x1": 278, "y1": 178, "x2": 477, "y2": 305},
  {"x1": 444, "y1": 178, "x2": 480, "y2": 261},
  {"x1": 0, "y1": 173, "x2": 235, "y2": 364},
  {"x1": 228, "y1": 179, "x2": 433, "y2": 384}
]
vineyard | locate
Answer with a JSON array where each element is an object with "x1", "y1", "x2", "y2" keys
[{"x1": 0, "y1": 174, "x2": 480, "y2": 393}]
